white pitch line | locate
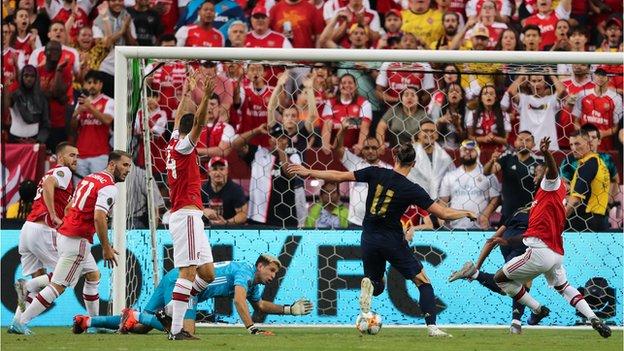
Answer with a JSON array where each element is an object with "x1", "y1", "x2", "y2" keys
[{"x1": 196, "y1": 323, "x2": 623, "y2": 331}]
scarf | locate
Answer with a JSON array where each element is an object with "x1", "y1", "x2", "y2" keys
[{"x1": 407, "y1": 142, "x2": 454, "y2": 199}]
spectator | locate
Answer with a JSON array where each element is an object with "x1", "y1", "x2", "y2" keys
[
  {"x1": 197, "y1": 93, "x2": 235, "y2": 167},
  {"x1": 572, "y1": 68, "x2": 622, "y2": 151},
  {"x1": 376, "y1": 9, "x2": 402, "y2": 49},
  {"x1": 227, "y1": 20, "x2": 248, "y2": 47},
  {"x1": 504, "y1": 71, "x2": 566, "y2": 150},
  {"x1": 268, "y1": 73, "x2": 317, "y2": 226},
  {"x1": 179, "y1": 0, "x2": 245, "y2": 35},
  {"x1": 46, "y1": 0, "x2": 96, "y2": 44},
  {"x1": 237, "y1": 63, "x2": 273, "y2": 147},
  {"x1": 152, "y1": 0, "x2": 180, "y2": 35},
  {"x1": 3, "y1": 21, "x2": 25, "y2": 94},
  {"x1": 429, "y1": 63, "x2": 462, "y2": 106},
  {"x1": 245, "y1": 6, "x2": 292, "y2": 48},
  {"x1": 126, "y1": 166, "x2": 166, "y2": 228},
  {"x1": 9, "y1": 0, "x2": 50, "y2": 46},
  {"x1": 10, "y1": 8, "x2": 42, "y2": 62},
  {"x1": 547, "y1": 18, "x2": 571, "y2": 51},
  {"x1": 376, "y1": 34, "x2": 435, "y2": 107},
  {"x1": 465, "y1": 0, "x2": 512, "y2": 23},
  {"x1": 407, "y1": 120, "x2": 454, "y2": 199},
  {"x1": 558, "y1": 63, "x2": 594, "y2": 149},
  {"x1": 269, "y1": 0, "x2": 324, "y2": 49},
  {"x1": 127, "y1": 0, "x2": 164, "y2": 46},
  {"x1": 522, "y1": 0, "x2": 571, "y2": 50},
  {"x1": 431, "y1": 82, "x2": 468, "y2": 148},
  {"x1": 134, "y1": 89, "x2": 168, "y2": 175},
  {"x1": 320, "y1": 17, "x2": 372, "y2": 49},
  {"x1": 71, "y1": 27, "x2": 110, "y2": 91},
  {"x1": 493, "y1": 27, "x2": 522, "y2": 51},
  {"x1": 596, "y1": 18, "x2": 623, "y2": 93},
  {"x1": 521, "y1": 24, "x2": 541, "y2": 51},
  {"x1": 401, "y1": 0, "x2": 444, "y2": 48},
  {"x1": 329, "y1": 0, "x2": 382, "y2": 46},
  {"x1": 483, "y1": 130, "x2": 542, "y2": 223},
  {"x1": 305, "y1": 181, "x2": 349, "y2": 229},
  {"x1": 92, "y1": 0, "x2": 138, "y2": 97},
  {"x1": 4, "y1": 64, "x2": 50, "y2": 143},
  {"x1": 467, "y1": 0, "x2": 508, "y2": 50},
  {"x1": 566, "y1": 130, "x2": 611, "y2": 232},
  {"x1": 175, "y1": 0, "x2": 224, "y2": 47},
  {"x1": 431, "y1": 11, "x2": 460, "y2": 50},
  {"x1": 233, "y1": 123, "x2": 301, "y2": 228},
  {"x1": 466, "y1": 83, "x2": 511, "y2": 153},
  {"x1": 145, "y1": 34, "x2": 186, "y2": 119},
  {"x1": 28, "y1": 22, "x2": 80, "y2": 76},
  {"x1": 335, "y1": 123, "x2": 391, "y2": 227},
  {"x1": 201, "y1": 157, "x2": 248, "y2": 225},
  {"x1": 191, "y1": 61, "x2": 233, "y2": 114},
  {"x1": 376, "y1": 86, "x2": 429, "y2": 149},
  {"x1": 71, "y1": 70, "x2": 114, "y2": 178},
  {"x1": 320, "y1": 73, "x2": 372, "y2": 155},
  {"x1": 322, "y1": 0, "x2": 371, "y2": 22},
  {"x1": 37, "y1": 40, "x2": 73, "y2": 150},
  {"x1": 439, "y1": 139, "x2": 501, "y2": 229},
  {"x1": 569, "y1": 26, "x2": 589, "y2": 52}
]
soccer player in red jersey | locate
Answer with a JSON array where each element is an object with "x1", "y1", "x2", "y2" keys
[
  {"x1": 175, "y1": 0, "x2": 224, "y2": 47},
  {"x1": 12, "y1": 150, "x2": 132, "y2": 335},
  {"x1": 165, "y1": 75, "x2": 216, "y2": 340},
  {"x1": 9, "y1": 143, "x2": 81, "y2": 333},
  {"x1": 493, "y1": 137, "x2": 611, "y2": 338}
]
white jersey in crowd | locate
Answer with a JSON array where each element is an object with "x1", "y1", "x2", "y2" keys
[
  {"x1": 439, "y1": 164, "x2": 501, "y2": 229},
  {"x1": 510, "y1": 93, "x2": 560, "y2": 151},
  {"x1": 407, "y1": 142, "x2": 455, "y2": 199},
  {"x1": 340, "y1": 149, "x2": 391, "y2": 226}
]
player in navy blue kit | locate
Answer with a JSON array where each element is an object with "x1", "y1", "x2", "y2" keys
[{"x1": 288, "y1": 144, "x2": 477, "y2": 337}]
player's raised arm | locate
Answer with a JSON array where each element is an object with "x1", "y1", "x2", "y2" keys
[
  {"x1": 188, "y1": 78, "x2": 215, "y2": 145},
  {"x1": 173, "y1": 71, "x2": 198, "y2": 131},
  {"x1": 286, "y1": 164, "x2": 356, "y2": 183},
  {"x1": 540, "y1": 137, "x2": 558, "y2": 180},
  {"x1": 426, "y1": 202, "x2": 477, "y2": 222}
]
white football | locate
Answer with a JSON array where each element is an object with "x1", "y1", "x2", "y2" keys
[{"x1": 355, "y1": 312, "x2": 383, "y2": 335}]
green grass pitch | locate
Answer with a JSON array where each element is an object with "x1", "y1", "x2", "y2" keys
[{"x1": 2, "y1": 327, "x2": 622, "y2": 351}]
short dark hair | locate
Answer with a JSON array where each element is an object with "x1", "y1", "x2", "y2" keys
[
  {"x1": 159, "y1": 34, "x2": 177, "y2": 44},
  {"x1": 522, "y1": 24, "x2": 541, "y2": 35},
  {"x1": 395, "y1": 143, "x2": 416, "y2": 167},
  {"x1": 443, "y1": 11, "x2": 460, "y2": 22},
  {"x1": 419, "y1": 119, "x2": 435, "y2": 128},
  {"x1": 84, "y1": 70, "x2": 102, "y2": 82},
  {"x1": 179, "y1": 113, "x2": 195, "y2": 134},
  {"x1": 108, "y1": 150, "x2": 132, "y2": 163},
  {"x1": 517, "y1": 130, "x2": 534, "y2": 141},
  {"x1": 580, "y1": 123, "x2": 601, "y2": 138},
  {"x1": 55, "y1": 141, "x2": 75, "y2": 155},
  {"x1": 570, "y1": 25, "x2": 589, "y2": 38}
]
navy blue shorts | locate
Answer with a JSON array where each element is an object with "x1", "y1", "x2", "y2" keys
[{"x1": 362, "y1": 236, "x2": 423, "y2": 283}]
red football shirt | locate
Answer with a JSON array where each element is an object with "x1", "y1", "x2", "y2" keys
[
  {"x1": 166, "y1": 130, "x2": 203, "y2": 211},
  {"x1": 75, "y1": 94, "x2": 114, "y2": 158},
  {"x1": 58, "y1": 171, "x2": 117, "y2": 242},
  {"x1": 524, "y1": 6, "x2": 568, "y2": 50},
  {"x1": 175, "y1": 24, "x2": 224, "y2": 47},
  {"x1": 269, "y1": 0, "x2": 324, "y2": 48},
  {"x1": 238, "y1": 85, "x2": 273, "y2": 147},
  {"x1": 38, "y1": 64, "x2": 73, "y2": 128},
  {"x1": 149, "y1": 61, "x2": 186, "y2": 119},
  {"x1": 321, "y1": 96, "x2": 372, "y2": 147},
  {"x1": 27, "y1": 165, "x2": 74, "y2": 228},
  {"x1": 559, "y1": 77, "x2": 595, "y2": 148},
  {"x1": 523, "y1": 178, "x2": 567, "y2": 255},
  {"x1": 377, "y1": 62, "x2": 435, "y2": 99},
  {"x1": 573, "y1": 89, "x2": 623, "y2": 151}
]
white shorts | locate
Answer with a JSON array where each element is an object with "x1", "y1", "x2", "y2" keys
[
  {"x1": 169, "y1": 209, "x2": 213, "y2": 268},
  {"x1": 51, "y1": 234, "x2": 99, "y2": 287},
  {"x1": 19, "y1": 221, "x2": 59, "y2": 276},
  {"x1": 502, "y1": 246, "x2": 568, "y2": 287}
]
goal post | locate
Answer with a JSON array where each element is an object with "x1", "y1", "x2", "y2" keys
[{"x1": 111, "y1": 47, "x2": 623, "y2": 316}]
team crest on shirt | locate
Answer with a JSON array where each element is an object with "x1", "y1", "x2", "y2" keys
[
  {"x1": 604, "y1": 103, "x2": 611, "y2": 109},
  {"x1": 268, "y1": 40, "x2": 275, "y2": 46},
  {"x1": 57, "y1": 170, "x2": 65, "y2": 177},
  {"x1": 107, "y1": 197, "x2": 113, "y2": 206}
]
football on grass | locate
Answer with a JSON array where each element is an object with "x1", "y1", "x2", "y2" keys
[{"x1": 356, "y1": 312, "x2": 383, "y2": 335}]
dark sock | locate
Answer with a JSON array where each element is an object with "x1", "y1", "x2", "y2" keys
[
  {"x1": 512, "y1": 287, "x2": 529, "y2": 321},
  {"x1": 476, "y1": 271, "x2": 504, "y2": 295},
  {"x1": 418, "y1": 283, "x2": 436, "y2": 325}
]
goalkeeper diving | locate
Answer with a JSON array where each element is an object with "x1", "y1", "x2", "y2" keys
[{"x1": 72, "y1": 254, "x2": 313, "y2": 336}]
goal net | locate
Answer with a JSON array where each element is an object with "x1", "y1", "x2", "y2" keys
[{"x1": 113, "y1": 48, "x2": 623, "y2": 326}]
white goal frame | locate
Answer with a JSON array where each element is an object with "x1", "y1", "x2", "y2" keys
[{"x1": 112, "y1": 47, "x2": 623, "y2": 315}]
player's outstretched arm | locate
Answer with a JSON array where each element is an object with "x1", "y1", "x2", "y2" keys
[
  {"x1": 540, "y1": 137, "x2": 558, "y2": 180},
  {"x1": 233, "y1": 286, "x2": 274, "y2": 336},
  {"x1": 173, "y1": 71, "x2": 198, "y2": 131},
  {"x1": 475, "y1": 225, "x2": 506, "y2": 270},
  {"x1": 286, "y1": 164, "x2": 355, "y2": 183},
  {"x1": 188, "y1": 78, "x2": 215, "y2": 145},
  {"x1": 254, "y1": 298, "x2": 313, "y2": 316},
  {"x1": 426, "y1": 202, "x2": 477, "y2": 222}
]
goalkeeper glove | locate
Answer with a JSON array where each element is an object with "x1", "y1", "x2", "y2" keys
[
  {"x1": 283, "y1": 298, "x2": 313, "y2": 315},
  {"x1": 247, "y1": 324, "x2": 274, "y2": 336}
]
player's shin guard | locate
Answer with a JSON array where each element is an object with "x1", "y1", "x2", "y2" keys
[
  {"x1": 556, "y1": 283, "x2": 597, "y2": 319},
  {"x1": 417, "y1": 283, "x2": 437, "y2": 325},
  {"x1": 20, "y1": 285, "x2": 60, "y2": 324},
  {"x1": 139, "y1": 312, "x2": 165, "y2": 331},
  {"x1": 475, "y1": 272, "x2": 504, "y2": 295},
  {"x1": 190, "y1": 275, "x2": 209, "y2": 297},
  {"x1": 171, "y1": 279, "x2": 192, "y2": 335},
  {"x1": 90, "y1": 315, "x2": 121, "y2": 329},
  {"x1": 83, "y1": 279, "x2": 100, "y2": 316}
]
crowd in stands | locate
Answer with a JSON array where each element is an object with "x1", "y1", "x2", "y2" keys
[{"x1": 2, "y1": 0, "x2": 623, "y2": 232}]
